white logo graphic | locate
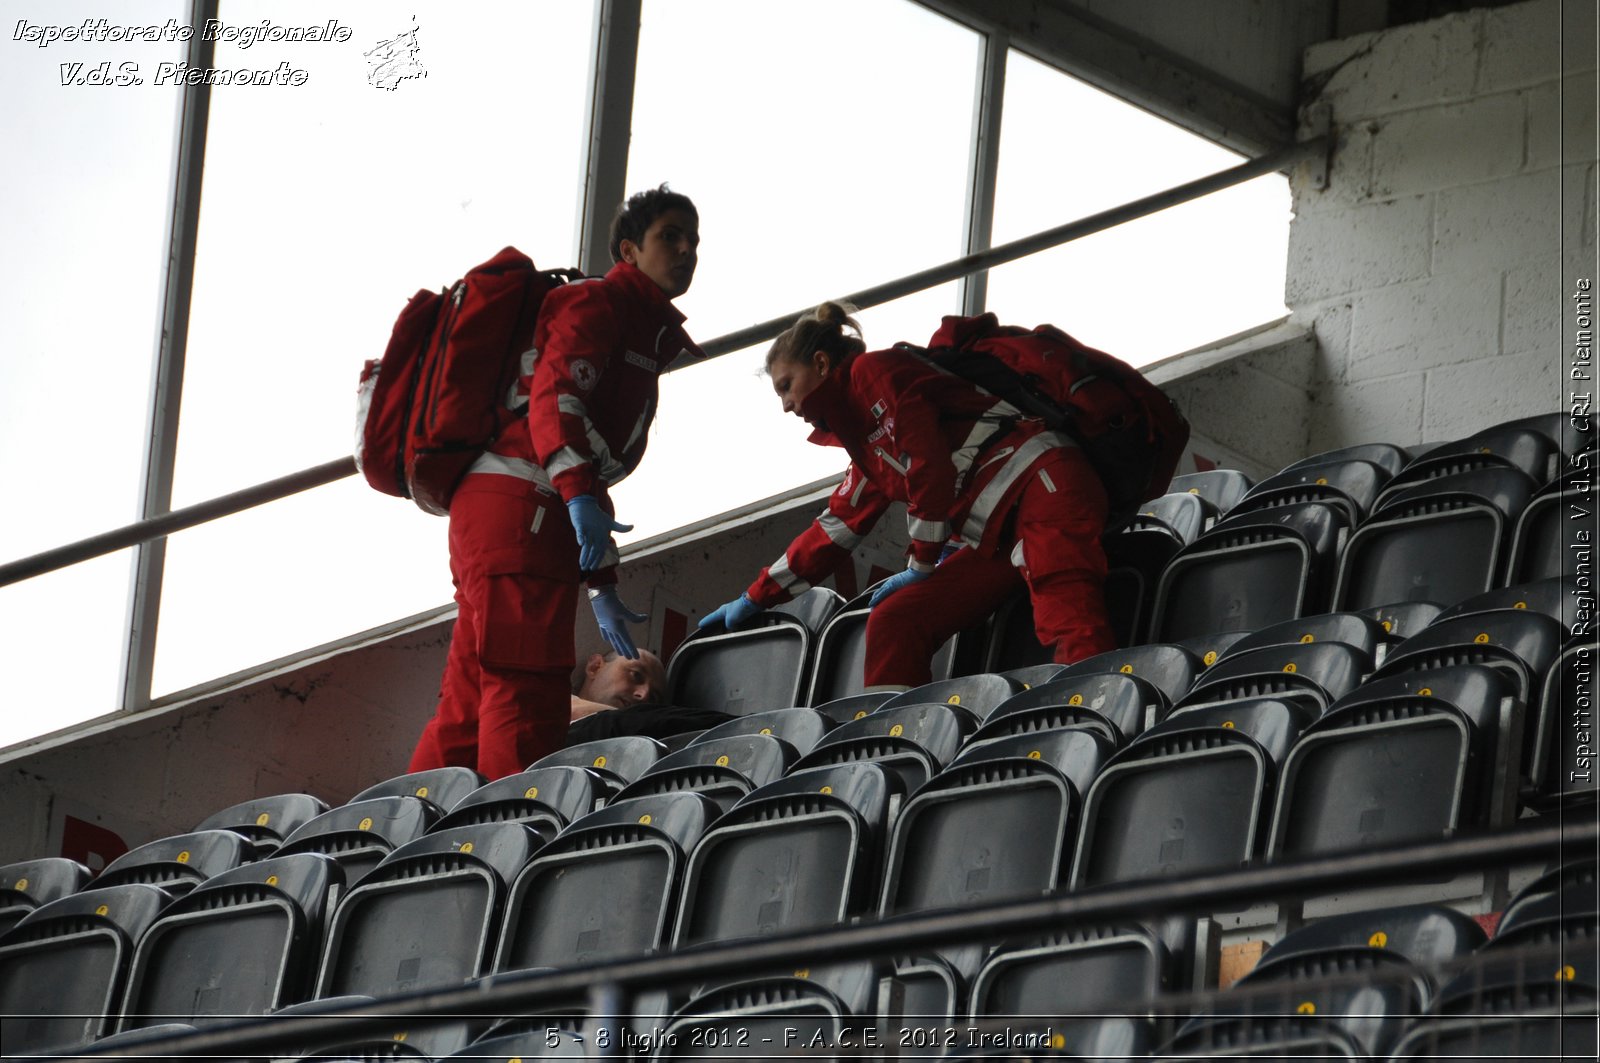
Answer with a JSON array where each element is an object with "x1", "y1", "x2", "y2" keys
[
  {"x1": 571, "y1": 359, "x2": 598, "y2": 391},
  {"x1": 366, "y1": 17, "x2": 426, "y2": 91}
]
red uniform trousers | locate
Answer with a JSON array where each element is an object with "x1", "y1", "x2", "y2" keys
[
  {"x1": 863, "y1": 445, "x2": 1115, "y2": 688},
  {"x1": 408, "y1": 474, "x2": 579, "y2": 780}
]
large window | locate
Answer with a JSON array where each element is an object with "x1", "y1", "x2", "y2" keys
[
  {"x1": 986, "y1": 50, "x2": 1290, "y2": 365},
  {"x1": 0, "y1": 0, "x2": 187, "y2": 741},
  {"x1": 3, "y1": 2, "x2": 1296, "y2": 747},
  {"x1": 612, "y1": 0, "x2": 982, "y2": 542},
  {"x1": 152, "y1": 1, "x2": 594, "y2": 696}
]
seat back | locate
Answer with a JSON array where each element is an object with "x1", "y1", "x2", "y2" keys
[
  {"x1": 690, "y1": 707, "x2": 835, "y2": 757},
  {"x1": 1267, "y1": 667, "x2": 1519, "y2": 860},
  {"x1": 1379, "y1": 425, "x2": 1557, "y2": 498},
  {"x1": 0, "y1": 858, "x2": 91, "y2": 938},
  {"x1": 880, "y1": 728, "x2": 1113, "y2": 918},
  {"x1": 653, "y1": 963, "x2": 878, "y2": 1062},
  {"x1": 880, "y1": 674, "x2": 1021, "y2": 723},
  {"x1": 1433, "y1": 575, "x2": 1577, "y2": 629},
  {"x1": 1217, "y1": 612, "x2": 1385, "y2": 665},
  {"x1": 673, "y1": 763, "x2": 892, "y2": 948},
  {"x1": 431, "y1": 766, "x2": 599, "y2": 835},
  {"x1": 1058, "y1": 644, "x2": 1202, "y2": 707},
  {"x1": 1073, "y1": 699, "x2": 1314, "y2": 888},
  {"x1": 1534, "y1": 639, "x2": 1598, "y2": 803},
  {"x1": 795, "y1": 701, "x2": 973, "y2": 795},
  {"x1": 276, "y1": 796, "x2": 439, "y2": 889},
  {"x1": 316, "y1": 822, "x2": 542, "y2": 999},
  {"x1": 1358, "y1": 599, "x2": 1444, "y2": 642},
  {"x1": 1183, "y1": 949, "x2": 1429, "y2": 1058},
  {"x1": 1178, "y1": 641, "x2": 1369, "y2": 713},
  {"x1": 1167, "y1": 469, "x2": 1253, "y2": 515},
  {"x1": 1251, "y1": 902, "x2": 1486, "y2": 980},
  {"x1": 1151, "y1": 501, "x2": 1348, "y2": 643},
  {"x1": 1507, "y1": 467, "x2": 1588, "y2": 583},
  {"x1": 350, "y1": 767, "x2": 485, "y2": 814},
  {"x1": 971, "y1": 922, "x2": 1173, "y2": 1025},
  {"x1": 812, "y1": 690, "x2": 896, "y2": 724},
  {"x1": 667, "y1": 617, "x2": 815, "y2": 717},
  {"x1": 1233, "y1": 457, "x2": 1388, "y2": 525},
  {"x1": 981, "y1": 672, "x2": 1158, "y2": 746},
  {"x1": 530, "y1": 735, "x2": 665, "y2": 785},
  {"x1": 1494, "y1": 411, "x2": 1593, "y2": 456},
  {"x1": 1333, "y1": 466, "x2": 1538, "y2": 611},
  {"x1": 1500, "y1": 859, "x2": 1597, "y2": 934},
  {"x1": 0, "y1": 883, "x2": 168, "y2": 1053},
  {"x1": 1284, "y1": 442, "x2": 1410, "y2": 478},
  {"x1": 495, "y1": 792, "x2": 721, "y2": 972},
  {"x1": 117, "y1": 852, "x2": 340, "y2": 1030},
  {"x1": 806, "y1": 601, "x2": 957, "y2": 705},
  {"x1": 1097, "y1": 497, "x2": 1209, "y2": 648},
  {"x1": 1375, "y1": 608, "x2": 1565, "y2": 705},
  {"x1": 192, "y1": 793, "x2": 330, "y2": 857},
  {"x1": 93, "y1": 830, "x2": 248, "y2": 897},
  {"x1": 613, "y1": 733, "x2": 795, "y2": 812}
]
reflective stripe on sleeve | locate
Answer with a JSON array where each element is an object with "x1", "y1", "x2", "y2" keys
[
  {"x1": 545, "y1": 445, "x2": 588, "y2": 479},
  {"x1": 818, "y1": 513, "x2": 863, "y2": 549},
  {"x1": 767, "y1": 553, "x2": 812, "y2": 595},
  {"x1": 907, "y1": 515, "x2": 950, "y2": 542}
]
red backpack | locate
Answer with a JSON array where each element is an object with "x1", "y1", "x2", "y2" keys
[
  {"x1": 356, "y1": 247, "x2": 582, "y2": 514},
  {"x1": 913, "y1": 313, "x2": 1190, "y2": 524}
]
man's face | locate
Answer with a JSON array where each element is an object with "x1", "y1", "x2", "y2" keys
[
  {"x1": 620, "y1": 208, "x2": 698, "y2": 299},
  {"x1": 582, "y1": 651, "x2": 667, "y2": 708}
]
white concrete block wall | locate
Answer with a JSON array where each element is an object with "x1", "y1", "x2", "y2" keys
[{"x1": 1290, "y1": 0, "x2": 1597, "y2": 452}]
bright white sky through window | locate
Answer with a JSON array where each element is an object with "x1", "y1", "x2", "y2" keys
[{"x1": 0, "y1": 0, "x2": 1288, "y2": 750}]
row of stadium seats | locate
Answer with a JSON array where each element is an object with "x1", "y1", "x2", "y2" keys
[
  {"x1": 1, "y1": 411, "x2": 1591, "y2": 1059},
  {"x1": 2, "y1": 595, "x2": 1587, "y2": 1055},
  {"x1": 674, "y1": 412, "x2": 1591, "y2": 711},
  {"x1": 4, "y1": 842, "x2": 1589, "y2": 1059}
]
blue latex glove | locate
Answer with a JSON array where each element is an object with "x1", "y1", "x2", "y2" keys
[
  {"x1": 868, "y1": 565, "x2": 932, "y2": 607},
  {"x1": 566, "y1": 495, "x2": 631, "y2": 572},
  {"x1": 588, "y1": 585, "x2": 648, "y2": 659},
  {"x1": 699, "y1": 594, "x2": 762, "y2": 631}
]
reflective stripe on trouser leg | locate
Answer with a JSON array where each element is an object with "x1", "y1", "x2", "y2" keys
[
  {"x1": 1011, "y1": 447, "x2": 1115, "y2": 664},
  {"x1": 863, "y1": 546, "x2": 1022, "y2": 688}
]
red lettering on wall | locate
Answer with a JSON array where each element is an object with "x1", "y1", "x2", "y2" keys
[{"x1": 61, "y1": 815, "x2": 129, "y2": 872}]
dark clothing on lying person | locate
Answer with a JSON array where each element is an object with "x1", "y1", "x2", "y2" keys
[{"x1": 566, "y1": 703, "x2": 737, "y2": 746}]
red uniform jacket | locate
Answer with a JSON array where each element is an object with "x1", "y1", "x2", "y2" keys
[
  {"x1": 466, "y1": 260, "x2": 702, "y2": 572},
  {"x1": 745, "y1": 347, "x2": 1071, "y2": 607}
]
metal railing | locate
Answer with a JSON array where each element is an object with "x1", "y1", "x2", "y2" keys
[
  {"x1": 0, "y1": 136, "x2": 1324, "y2": 593},
  {"x1": 57, "y1": 817, "x2": 1596, "y2": 1061}
]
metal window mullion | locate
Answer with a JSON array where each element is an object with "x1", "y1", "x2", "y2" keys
[
  {"x1": 576, "y1": 0, "x2": 642, "y2": 276},
  {"x1": 960, "y1": 30, "x2": 1007, "y2": 317},
  {"x1": 120, "y1": 0, "x2": 217, "y2": 715}
]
